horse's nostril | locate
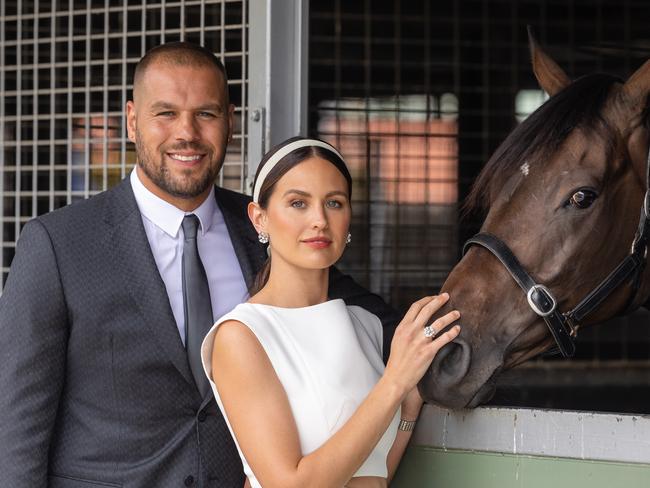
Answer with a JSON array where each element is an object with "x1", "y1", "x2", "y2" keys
[
  {"x1": 431, "y1": 338, "x2": 471, "y2": 387},
  {"x1": 438, "y1": 342, "x2": 465, "y2": 376},
  {"x1": 418, "y1": 337, "x2": 472, "y2": 408}
]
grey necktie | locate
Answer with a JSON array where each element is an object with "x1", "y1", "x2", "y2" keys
[{"x1": 181, "y1": 214, "x2": 212, "y2": 398}]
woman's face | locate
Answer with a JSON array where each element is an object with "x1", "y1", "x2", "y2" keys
[{"x1": 261, "y1": 156, "x2": 351, "y2": 271}]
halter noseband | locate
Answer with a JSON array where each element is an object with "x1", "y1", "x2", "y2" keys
[{"x1": 462, "y1": 146, "x2": 650, "y2": 358}]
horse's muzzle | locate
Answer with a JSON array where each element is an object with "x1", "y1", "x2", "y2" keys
[{"x1": 418, "y1": 336, "x2": 473, "y2": 409}]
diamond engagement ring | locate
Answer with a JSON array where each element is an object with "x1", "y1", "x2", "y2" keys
[{"x1": 423, "y1": 325, "x2": 437, "y2": 339}]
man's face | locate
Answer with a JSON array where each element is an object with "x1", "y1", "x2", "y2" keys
[{"x1": 126, "y1": 61, "x2": 233, "y2": 209}]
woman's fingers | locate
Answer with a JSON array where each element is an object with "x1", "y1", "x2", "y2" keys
[
  {"x1": 430, "y1": 325, "x2": 461, "y2": 352},
  {"x1": 411, "y1": 293, "x2": 451, "y2": 327},
  {"x1": 426, "y1": 310, "x2": 461, "y2": 338},
  {"x1": 403, "y1": 295, "x2": 438, "y2": 323},
  {"x1": 385, "y1": 294, "x2": 463, "y2": 395}
]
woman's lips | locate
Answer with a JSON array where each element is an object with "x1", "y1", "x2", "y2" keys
[{"x1": 302, "y1": 238, "x2": 332, "y2": 249}]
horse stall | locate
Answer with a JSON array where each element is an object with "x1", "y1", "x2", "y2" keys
[{"x1": 392, "y1": 405, "x2": 650, "y2": 487}]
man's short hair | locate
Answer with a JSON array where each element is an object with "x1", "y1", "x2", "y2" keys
[{"x1": 133, "y1": 42, "x2": 229, "y2": 99}]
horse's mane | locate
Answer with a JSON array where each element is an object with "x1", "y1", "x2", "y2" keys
[{"x1": 464, "y1": 73, "x2": 622, "y2": 216}]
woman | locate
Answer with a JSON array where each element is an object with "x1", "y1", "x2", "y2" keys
[{"x1": 201, "y1": 137, "x2": 460, "y2": 487}]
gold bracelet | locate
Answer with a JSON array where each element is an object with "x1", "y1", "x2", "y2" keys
[{"x1": 397, "y1": 418, "x2": 417, "y2": 432}]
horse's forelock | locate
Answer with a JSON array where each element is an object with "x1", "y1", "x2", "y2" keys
[{"x1": 463, "y1": 73, "x2": 622, "y2": 218}]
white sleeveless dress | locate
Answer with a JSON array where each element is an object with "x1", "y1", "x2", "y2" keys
[{"x1": 200, "y1": 299, "x2": 400, "y2": 487}]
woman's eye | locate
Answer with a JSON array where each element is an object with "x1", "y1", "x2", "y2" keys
[
  {"x1": 291, "y1": 200, "x2": 306, "y2": 208},
  {"x1": 326, "y1": 200, "x2": 342, "y2": 208},
  {"x1": 569, "y1": 189, "x2": 598, "y2": 209}
]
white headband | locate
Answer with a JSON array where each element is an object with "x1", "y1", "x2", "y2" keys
[{"x1": 252, "y1": 139, "x2": 345, "y2": 203}]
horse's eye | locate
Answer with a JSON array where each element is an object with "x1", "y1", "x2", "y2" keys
[{"x1": 569, "y1": 189, "x2": 598, "y2": 209}]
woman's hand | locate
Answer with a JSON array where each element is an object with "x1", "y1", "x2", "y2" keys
[{"x1": 384, "y1": 294, "x2": 460, "y2": 398}]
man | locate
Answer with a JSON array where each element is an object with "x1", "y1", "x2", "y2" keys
[{"x1": 0, "y1": 42, "x2": 399, "y2": 487}]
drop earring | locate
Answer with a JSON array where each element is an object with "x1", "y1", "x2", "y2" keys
[
  {"x1": 258, "y1": 232, "x2": 269, "y2": 244},
  {"x1": 346, "y1": 232, "x2": 352, "y2": 245}
]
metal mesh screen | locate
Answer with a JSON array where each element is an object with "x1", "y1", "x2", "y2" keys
[
  {"x1": 0, "y1": 0, "x2": 249, "y2": 293},
  {"x1": 308, "y1": 0, "x2": 650, "y2": 411},
  {"x1": 310, "y1": 1, "x2": 461, "y2": 309}
]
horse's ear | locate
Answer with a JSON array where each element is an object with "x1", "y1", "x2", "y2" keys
[
  {"x1": 622, "y1": 60, "x2": 650, "y2": 185},
  {"x1": 622, "y1": 59, "x2": 650, "y2": 106},
  {"x1": 527, "y1": 26, "x2": 571, "y2": 96}
]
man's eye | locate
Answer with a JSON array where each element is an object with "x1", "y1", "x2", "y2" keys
[
  {"x1": 157, "y1": 111, "x2": 174, "y2": 117},
  {"x1": 291, "y1": 200, "x2": 306, "y2": 208},
  {"x1": 198, "y1": 111, "x2": 216, "y2": 118}
]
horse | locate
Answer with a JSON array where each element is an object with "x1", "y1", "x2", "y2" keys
[{"x1": 419, "y1": 31, "x2": 650, "y2": 410}]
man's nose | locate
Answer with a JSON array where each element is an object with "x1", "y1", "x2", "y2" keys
[{"x1": 176, "y1": 113, "x2": 200, "y2": 141}]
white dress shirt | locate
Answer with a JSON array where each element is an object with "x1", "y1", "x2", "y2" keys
[{"x1": 130, "y1": 169, "x2": 249, "y2": 344}]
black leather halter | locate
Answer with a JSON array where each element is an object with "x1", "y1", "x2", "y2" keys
[{"x1": 463, "y1": 147, "x2": 650, "y2": 358}]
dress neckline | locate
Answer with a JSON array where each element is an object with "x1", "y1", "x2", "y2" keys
[{"x1": 245, "y1": 298, "x2": 345, "y2": 312}]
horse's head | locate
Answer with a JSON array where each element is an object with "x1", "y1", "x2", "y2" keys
[{"x1": 420, "y1": 33, "x2": 650, "y2": 409}]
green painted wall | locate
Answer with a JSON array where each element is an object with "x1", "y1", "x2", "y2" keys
[{"x1": 392, "y1": 446, "x2": 650, "y2": 487}]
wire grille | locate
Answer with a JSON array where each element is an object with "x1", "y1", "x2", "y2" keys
[
  {"x1": 1, "y1": 0, "x2": 249, "y2": 293},
  {"x1": 310, "y1": 0, "x2": 462, "y2": 308}
]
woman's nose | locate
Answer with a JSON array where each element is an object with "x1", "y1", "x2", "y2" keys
[{"x1": 310, "y1": 206, "x2": 328, "y2": 229}]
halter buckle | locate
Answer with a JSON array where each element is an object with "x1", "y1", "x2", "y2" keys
[
  {"x1": 526, "y1": 284, "x2": 557, "y2": 317},
  {"x1": 630, "y1": 240, "x2": 649, "y2": 259},
  {"x1": 564, "y1": 314, "x2": 580, "y2": 338}
]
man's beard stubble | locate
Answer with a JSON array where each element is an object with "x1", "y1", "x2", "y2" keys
[{"x1": 135, "y1": 135, "x2": 222, "y2": 199}]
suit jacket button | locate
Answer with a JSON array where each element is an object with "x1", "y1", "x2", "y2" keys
[
  {"x1": 184, "y1": 475, "x2": 195, "y2": 486},
  {"x1": 198, "y1": 411, "x2": 207, "y2": 422}
]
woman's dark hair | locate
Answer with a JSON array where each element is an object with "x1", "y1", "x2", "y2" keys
[{"x1": 250, "y1": 136, "x2": 352, "y2": 295}]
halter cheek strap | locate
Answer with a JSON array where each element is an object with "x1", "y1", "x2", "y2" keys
[
  {"x1": 463, "y1": 145, "x2": 650, "y2": 358},
  {"x1": 252, "y1": 139, "x2": 345, "y2": 203},
  {"x1": 463, "y1": 233, "x2": 576, "y2": 357}
]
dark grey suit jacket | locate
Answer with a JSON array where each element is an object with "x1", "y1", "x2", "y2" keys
[{"x1": 0, "y1": 178, "x2": 399, "y2": 488}]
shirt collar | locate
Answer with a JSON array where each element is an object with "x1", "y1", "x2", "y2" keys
[{"x1": 130, "y1": 168, "x2": 217, "y2": 238}]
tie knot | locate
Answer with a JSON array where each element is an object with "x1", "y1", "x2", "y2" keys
[{"x1": 182, "y1": 214, "x2": 201, "y2": 240}]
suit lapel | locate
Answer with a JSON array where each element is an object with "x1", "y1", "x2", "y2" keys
[
  {"x1": 215, "y1": 186, "x2": 267, "y2": 292},
  {"x1": 104, "y1": 179, "x2": 195, "y2": 388},
  {"x1": 103, "y1": 181, "x2": 267, "y2": 400}
]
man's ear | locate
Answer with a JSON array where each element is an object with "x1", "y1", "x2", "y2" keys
[
  {"x1": 247, "y1": 201, "x2": 267, "y2": 233},
  {"x1": 227, "y1": 103, "x2": 235, "y2": 143},
  {"x1": 126, "y1": 101, "x2": 137, "y2": 143}
]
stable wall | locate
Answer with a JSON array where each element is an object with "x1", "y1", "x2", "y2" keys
[{"x1": 392, "y1": 405, "x2": 650, "y2": 487}]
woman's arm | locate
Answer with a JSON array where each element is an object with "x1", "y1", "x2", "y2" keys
[
  {"x1": 212, "y1": 294, "x2": 460, "y2": 488},
  {"x1": 386, "y1": 388, "x2": 424, "y2": 483}
]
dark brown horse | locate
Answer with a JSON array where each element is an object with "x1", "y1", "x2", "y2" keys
[{"x1": 419, "y1": 33, "x2": 650, "y2": 409}]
